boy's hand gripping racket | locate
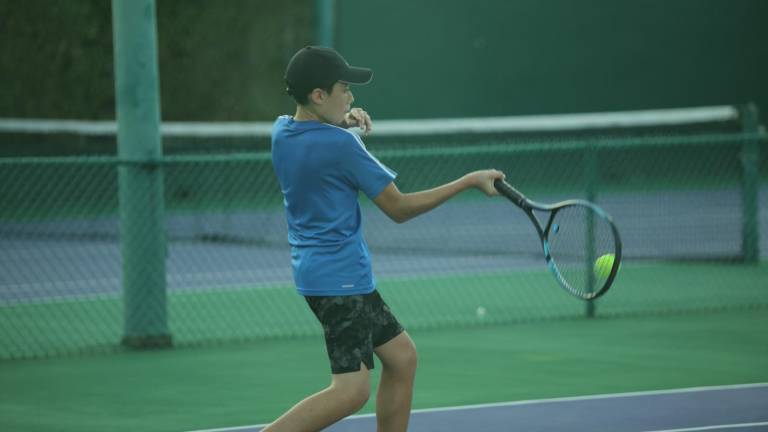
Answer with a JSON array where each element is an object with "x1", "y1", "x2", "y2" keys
[{"x1": 494, "y1": 179, "x2": 622, "y2": 300}]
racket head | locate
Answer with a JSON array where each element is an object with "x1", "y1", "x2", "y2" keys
[{"x1": 541, "y1": 201, "x2": 622, "y2": 300}]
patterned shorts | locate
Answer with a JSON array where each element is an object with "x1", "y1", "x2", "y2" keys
[{"x1": 305, "y1": 290, "x2": 404, "y2": 374}]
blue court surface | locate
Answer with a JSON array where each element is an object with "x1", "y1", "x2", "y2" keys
[{"x1": 186, "y1": 383, "x2": 768, "y2": 432}]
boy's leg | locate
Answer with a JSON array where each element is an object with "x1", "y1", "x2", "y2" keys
[
  {"x1": 261, "y1": 364, "x2": 371, "y2": 432},
  {"x1": 374, "y1": 331, "x2": 418, "y2": 432},
  {"x1": 265, "y1": 294, "x2": 375, "y2": 431}
]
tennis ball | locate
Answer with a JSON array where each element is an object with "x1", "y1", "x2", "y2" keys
[
  {"x1": 476, "y1": 306, "x2": 487, "y2": 319},
  {"x1": 594, "y1": 254, "x2": 615, "y2": 278}
]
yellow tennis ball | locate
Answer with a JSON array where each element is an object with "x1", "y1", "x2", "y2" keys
[{"x1": 594, "y1": 254, "x2": 615, "y2": 278}]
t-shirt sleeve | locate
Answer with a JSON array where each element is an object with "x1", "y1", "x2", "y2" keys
[{"x1": 340, "y1": 133, "x2": 397, "y2": 199}]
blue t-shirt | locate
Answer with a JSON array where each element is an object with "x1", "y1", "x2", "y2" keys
[{"x1": 271, "y1": 115, "x2": 396, "y2": 296}]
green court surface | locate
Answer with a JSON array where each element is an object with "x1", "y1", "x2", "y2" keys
[
  {"x1": 3, "y1": 262, "x2": 767, "y2": 359},
  {"x1": 1, "y1": 308, "x2": 766, "y2": 432}
]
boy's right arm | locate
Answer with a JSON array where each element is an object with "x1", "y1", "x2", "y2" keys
[{"x1": 372, "y1": 169, "x2": 505, "y2": 224}]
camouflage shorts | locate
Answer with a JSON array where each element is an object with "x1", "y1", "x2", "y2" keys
[{"x1": 305, "y1": 290, "x2": 404, "y2": 374}]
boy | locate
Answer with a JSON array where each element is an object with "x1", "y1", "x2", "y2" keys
[{"x1": 266, "y1": 46, "x2": 504, "y2": 432}]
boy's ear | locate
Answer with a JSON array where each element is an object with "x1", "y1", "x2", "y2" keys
[{"x1": 309, "y1": 88, "x2": 325, "y2": 105}]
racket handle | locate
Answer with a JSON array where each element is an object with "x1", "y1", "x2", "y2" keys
[{"x1": 494, "y1": 179, "x2": 529, "y2": 208}]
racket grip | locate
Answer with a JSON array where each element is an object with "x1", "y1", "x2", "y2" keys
[{"x1": 493, "y1": 179, "x2": 528, "y2": 208}]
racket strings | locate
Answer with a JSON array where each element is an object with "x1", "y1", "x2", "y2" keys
[{"x1": 547, "y1": 205, "x2": 618, "y2": 296}]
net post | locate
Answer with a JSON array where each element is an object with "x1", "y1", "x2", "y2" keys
[
  {"x1": 584, "y1": 142, "x2": 599, "y2": 318},
  {"x1": 739, "y1": 103, "x2": 760, "y2": 264},
  {"x1": 314, "y1": 0, "x2": 336, "y2": 47},
  {"x1": 112, "y1": 0, "x2": 172, "y2": 350}
]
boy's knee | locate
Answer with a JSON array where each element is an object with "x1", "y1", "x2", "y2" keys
[
  {"x1": 347, "y1": 383, "x2": 370, "y2": 411},
  {"x1": 401, "y1": 337, "x2": 418, "y2": 366},
  {"x1": 384, "y1": 337, "x2": 418, "y2": 374},
  {"x1": 331, "y1": 374, "x2": 370, "y2": 412},
  {"x1": 401, "y1": 342, "x2": 418, "y2": 372}
]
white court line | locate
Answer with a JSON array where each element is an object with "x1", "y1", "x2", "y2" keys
[
  {"x1": 183, "y1": 382, "x2": 768, "y2": 432},
  {"x1": 641, "y1": 422, "x2": 768, "y2": 432}
]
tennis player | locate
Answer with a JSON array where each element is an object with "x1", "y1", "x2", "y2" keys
[{"x1": 265, "y1": 46, "x2": 505, "y2": 432}]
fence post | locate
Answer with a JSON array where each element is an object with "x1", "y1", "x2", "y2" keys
[
  {"x1": 584, "y1": 143, "x2": 599, "y2": 318},
  {"x1": 112, "y1": 0, "x2": 171, "y2": 349},
  {"x1": 314, "y1": 0, "x2": 336, "y2": 47},
  {"x1": 739, "y1": 104, "x2": 760, "y2": 263}
]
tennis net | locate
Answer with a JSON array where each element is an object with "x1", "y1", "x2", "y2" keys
[{"x1": 1, "y1": 105, "x2": 766, "y2": 359}]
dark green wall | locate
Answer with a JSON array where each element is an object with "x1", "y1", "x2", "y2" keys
[
  {"x1": 0, "y1": 0, "x2": 311, "y2": 121},
  {"x1": 336, "y1": 0, "x2": 768, "y2": 120},
  {"x1": 2, "y1": 1, "x2": 766, "y2": 123}
]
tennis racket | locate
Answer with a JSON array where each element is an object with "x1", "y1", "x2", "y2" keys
[{"x1": 494, "y1": 179, "x2": 622, "y2": 300}]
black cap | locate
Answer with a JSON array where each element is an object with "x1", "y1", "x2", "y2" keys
[{"x1": 285, "y1": 46, "x2": 373, "y2": 97}]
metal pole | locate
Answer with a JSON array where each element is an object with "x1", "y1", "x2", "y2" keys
[
  {"x1": 314, "y1": 0, "x2": 336, "y2": 47},
  {"x1": 584, "y1": 144, "x2": 598, "y2": 318},
  {"x1": 739, "y1": 103, "x2": 760, "y2": 264},
  {"x1": 112, "y1": 0, "x2": 171, "y2": 348}
]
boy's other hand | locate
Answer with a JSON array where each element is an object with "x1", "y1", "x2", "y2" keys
[{"x1": 342, "y1": 108, "x2": 373, "y2": 135}]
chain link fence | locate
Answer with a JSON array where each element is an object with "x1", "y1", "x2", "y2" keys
[{"x1": 1, "y1": 108, "x2": 767, "y2": 359}]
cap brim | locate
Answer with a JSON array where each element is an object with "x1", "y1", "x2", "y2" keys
[{"x1": 340, "y1": 66, "x2": 373, "y2": 85}]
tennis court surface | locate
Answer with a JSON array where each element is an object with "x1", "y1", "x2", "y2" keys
[{"x1": 188, "y1": 384, "x2": 768, "y2": 432}]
